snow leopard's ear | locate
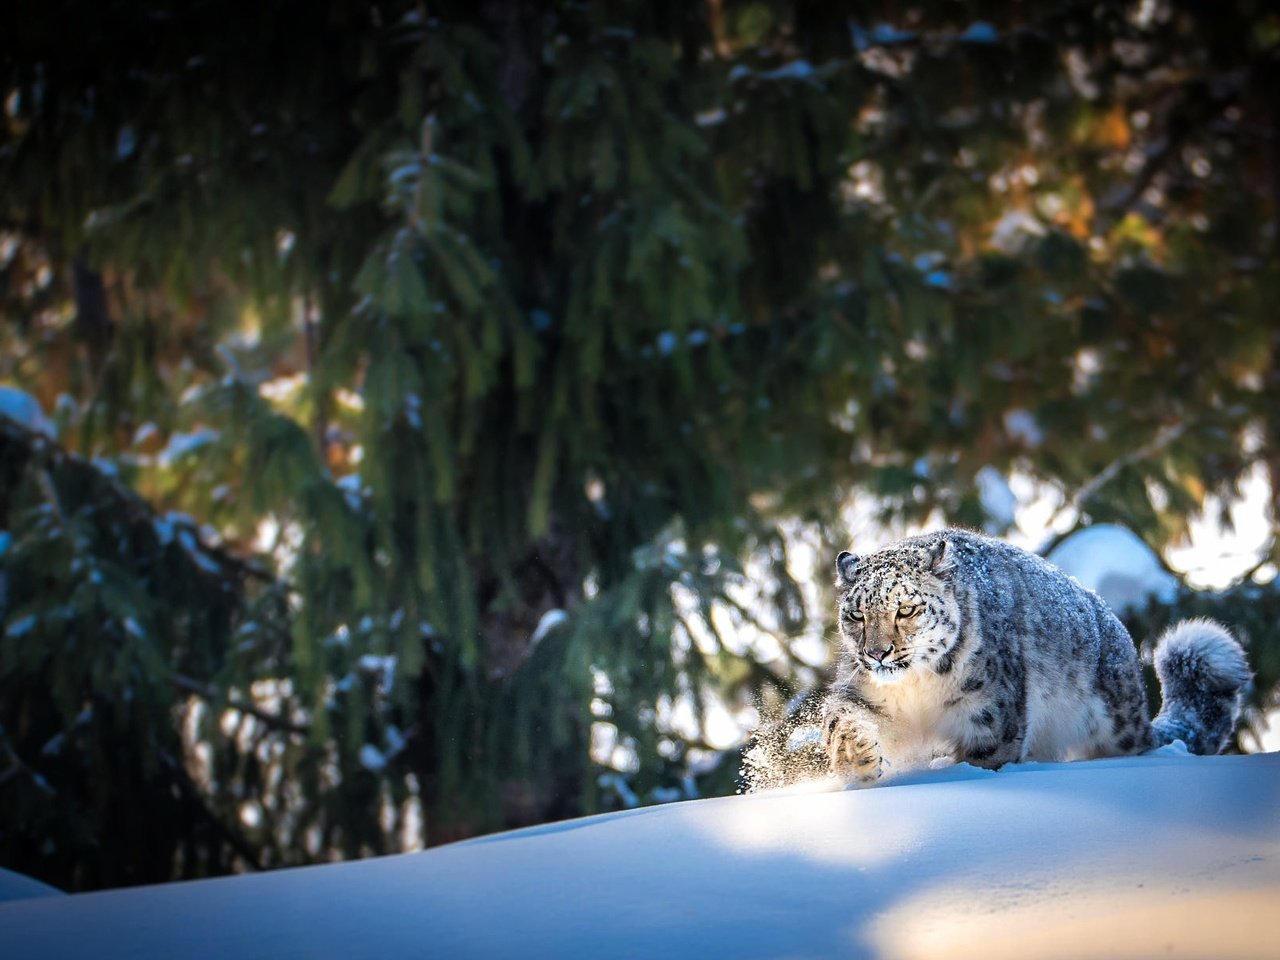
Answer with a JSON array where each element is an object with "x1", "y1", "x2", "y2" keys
[
  {"x1": 835, "y1": 551, "x2": 859, "y2": 587},
  {"x1": 928, "y1": 536, "x2": 955, "y2": 577}
]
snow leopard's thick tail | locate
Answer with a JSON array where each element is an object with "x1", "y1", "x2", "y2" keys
[{"x1": 1151, "y1": 618, "x2": 1252, "y2": 755}]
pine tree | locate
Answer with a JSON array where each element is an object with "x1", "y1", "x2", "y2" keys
[{"x1": 2, "y1": 0, "x2": 1278, "y2": 889}]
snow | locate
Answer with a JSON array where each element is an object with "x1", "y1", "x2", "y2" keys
[
  {"x1": 153, "y1": 511, "x2": 201, "y2": 547},
  {"x1": 1001, "y1": 408, "x2": 1044, "y2": 447},
  {"x1": 730, "y1": 60, "x2": 820, "y2": 86},
  {"x1": 760, "y1": 60, "x2": 815, "y2": 82},
  {"x1": 989, "y1": 210, "x2": 1046, "y2": 253},
  {"x1": 0, "y1": 386, "x2": 56, "y2": 438},
  {"x1": 356, "y1": 654, "x2": 396, "y2": 691},
  {"x1": 0, "y1": 869, "x2": 62, "y2": 904},
  {"x1": 870, "y1": 24, "x2": 916, "y2": 44},
  {"x1": 403, "y1": 394, "x2": 422, "y2": 431},
  {"x1": 157, "y1": 429, "x2": 219, "y2": 467},
  {"x1": 959, "y1": 21, "x2": 998, "y2": 43},
  {"x1": 115, "y1": 125, "x2": 136, "y2": 160},
  {"x1": 2, "y1": 748, "x2": 1275, "y2": 958},
  {"x1": 529, "y1": 608, "x2": 568, "y2": 647},
  {"x1": 336, "y1": 473, "x2": 365, "y2": 510},
  {"x1": 358, "y1": 744, "x2": 386, "y2": 773},
  {"x1": 1047, "y1": 523, "x2": 1178, "y2": 614},
  {"x1": 5, "y1": 614, "x2": 36, "y2": 639},
  {"x1": 786, "y1": 725, "x2": 823, "y2": 752},
  {"x1": 384, "y1": 726, "x2": 406, "y2": 756}
]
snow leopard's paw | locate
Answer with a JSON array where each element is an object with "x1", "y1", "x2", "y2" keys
[{"x1": 822, "y1": 708, "x2": 882, "y2": 783}]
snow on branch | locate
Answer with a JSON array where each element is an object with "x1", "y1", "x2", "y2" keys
[{"x1": 0, "y1": 413, "x2": 270, "y2": 588}]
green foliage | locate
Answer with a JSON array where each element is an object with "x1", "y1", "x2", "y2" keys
[{"x1": 1, "y1": 0, "x2": 1278, "y2": 890}]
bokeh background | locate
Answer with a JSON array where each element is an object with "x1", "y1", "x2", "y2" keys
[{"x1": 2, "y1": 0, "x2": 1279, "y2": 891}]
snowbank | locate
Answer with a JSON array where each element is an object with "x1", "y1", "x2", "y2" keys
[
  {"x1": 2, "y1": 746, "x2": 1276, "y2": 958},
  {"x1": 1046, "y1": 523, "x2": 1178, "y2": 614},
  {"x1": 0, "y1": 868, "x2": 62, "y2": 904}
]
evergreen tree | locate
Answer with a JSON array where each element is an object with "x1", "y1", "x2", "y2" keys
[{"x1": 1, "y1": 0, "x2": 1278, "y2": 889}]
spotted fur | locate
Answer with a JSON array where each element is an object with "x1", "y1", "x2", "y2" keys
[{"x1": 823, "y1": 529, "x2": 1251, "y2": 782}]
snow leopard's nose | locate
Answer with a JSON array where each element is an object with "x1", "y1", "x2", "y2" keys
[{"x1": 866, "y1": 641, "x2": 894, "y2": 663}]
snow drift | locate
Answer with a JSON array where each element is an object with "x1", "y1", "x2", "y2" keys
[
  {"x1": 1045, "y1": 523, "x2": 1178, "y2": 614},
  {"x1": 1, "y1": 745, "x2": 1276, "y2": 959}
]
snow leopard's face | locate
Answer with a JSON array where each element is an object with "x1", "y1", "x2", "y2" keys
[{"x1": 834, "y1": 538, "x2": 961, "y2": 684}]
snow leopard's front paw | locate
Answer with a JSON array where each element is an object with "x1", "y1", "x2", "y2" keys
[{"x1": 822, "y1": 709, "x2": 882, "y2": 783}]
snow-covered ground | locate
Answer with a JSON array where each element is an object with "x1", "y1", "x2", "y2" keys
[
  {"x1": 0, "y1": 869, "x2": 62, "y2": 904},
  {"x1": 1, "y1": 745, "x2": 1276, "y2": 959}
]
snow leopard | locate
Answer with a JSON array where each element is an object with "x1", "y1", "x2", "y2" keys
[{"x1": 823, "y1": 529, "x2": 1251, "y2": 782}]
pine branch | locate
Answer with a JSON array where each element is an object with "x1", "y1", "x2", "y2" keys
[
  {"x1": 1097, "y1": 121, "x2": 1191, "y2": 229},
  {"x1": 1229, "y1": 538, "x2": 1278, "y2": 589},
  {"x1": 0, "y1": 732, "x2": 56, "y2": 796},
  {"x1": 170, "y1": 673, "x2": 309, "y2": 736},
  {"x1": 1051, "y1": 422, "x2": 1187, "y2": 529},
  {"x1": 0, "y1": 414, "x2": 271, "y2": 586},
  {"x1": 844, "y1": 0, "x2": 1103, "y2": 59},
  {"x1": 158, "y1": 750, "x2": 264, "y2": 872}
]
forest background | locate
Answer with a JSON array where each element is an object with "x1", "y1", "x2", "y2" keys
[{"x1": 2, "y1": 0, "x2": 1279, "y2": 892}]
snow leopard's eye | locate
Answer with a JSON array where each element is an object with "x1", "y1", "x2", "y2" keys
[
  {"x1": 896, "y1": 604, "x2": 920, "y2": 619},
  {"x1": 848, "y1": 610, "x2": 864, "y2": 622}
]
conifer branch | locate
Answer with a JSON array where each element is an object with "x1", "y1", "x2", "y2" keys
[
  {"x1": 0, "y1": 415, "x2": 271, "y2": 585},
  {"x1": 158, "y1": 750, "x2": 264, "y2": 872},
  {"x1": 1056, "y1": 422, "x2": 1187, "y2": 526},
  {"x1": 0, "y1": 734, "x2": 57, "y2": 796},
  {"x1": 170, "y1": 673, "x2": 310, "y2": 736},
  {"x1": 303, "y1": 291, "x2": 328, "y2": 464},
  {"x1": 1229, "y1": 538, "x2": 1278, "y2": 589}
]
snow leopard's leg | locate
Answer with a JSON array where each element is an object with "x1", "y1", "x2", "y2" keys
[
  {"x1": 958, "y1": 664, "x2": 1026, "y2": 770},
  {"x1": 822, "y1": 699, "x2": 883, "y2": 782},
  {"x1": 1094, "y1": 613, "x2": 1158, "y2": 756},
  {"x1": 961, "y1": 734, "x2": 1023, "y2": 770}
]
